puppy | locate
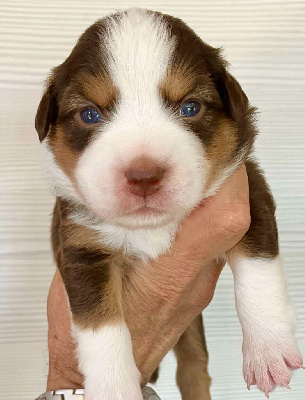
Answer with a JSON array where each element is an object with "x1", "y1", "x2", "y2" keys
[{"x1": 35, "y1": 8, "x2": 303, "y2": 400}]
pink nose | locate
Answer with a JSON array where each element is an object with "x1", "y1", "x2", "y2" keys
[{"x1": 125, "y1": 158, "x2": 165, "y2": 197}]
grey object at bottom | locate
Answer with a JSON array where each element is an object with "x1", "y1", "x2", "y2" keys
[
  {"x1": 35, "y1": 389, "x2": 84, "y2": 400},
  {"x1": 142, "y1": 386, "x2": 161, "y2": 399},
  {"x1": 36, "y1": 387, "x2": 161, "y2": 399}
]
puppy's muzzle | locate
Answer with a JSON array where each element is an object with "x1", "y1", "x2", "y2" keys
[{"x1": 125, "y1": 157, "x2": 165, "y2": 197}]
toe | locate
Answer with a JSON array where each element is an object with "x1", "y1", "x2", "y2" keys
[{"x1": 284, "y1": 351, "x2": 303, "y2": 370}]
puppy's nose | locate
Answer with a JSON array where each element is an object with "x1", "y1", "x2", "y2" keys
[{"x1": 125, "y1": 158, "x2": 165, "y2": 197}]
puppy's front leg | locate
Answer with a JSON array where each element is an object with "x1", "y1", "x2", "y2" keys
[
  {"x1": 58, "y1": 246, "x2": 142, "y2": 400},
  {"x1": 74, "y1": 322, "x2": 142, "y2": 400},
  {"x1": 228, "y1": 161, "x2": 303, "y2": 395},
  {"x1": 228, "y1": 254, "x2": 302, "y2": 395}
]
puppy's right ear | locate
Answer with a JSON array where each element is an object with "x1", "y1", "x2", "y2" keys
[{"x1": 35, "y1": 78, "x2": 58, "y2": 141}]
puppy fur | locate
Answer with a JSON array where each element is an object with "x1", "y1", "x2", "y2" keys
[{"x1": 36, "y1": 8, "x2": 303, "y2": 400}]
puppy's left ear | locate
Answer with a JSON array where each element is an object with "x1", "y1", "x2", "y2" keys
[
  {"x1": 215, "y1": 69, "x2": 249, "y2": 122},
  {"x1": 35, "y1": 78, "x2": 59, "y2": 141}
]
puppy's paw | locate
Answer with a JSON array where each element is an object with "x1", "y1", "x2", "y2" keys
[{"x1": 243, "y1": 335, "x2": 303, "y2": 396}]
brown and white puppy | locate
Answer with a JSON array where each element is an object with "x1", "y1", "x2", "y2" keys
[{"x1": 35, "y1": 8, "x2": 303, "y2": 400}]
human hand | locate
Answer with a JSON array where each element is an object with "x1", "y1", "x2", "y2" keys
[{"x1": 46, "y1": 165, "x2": 250, "y2": 390}]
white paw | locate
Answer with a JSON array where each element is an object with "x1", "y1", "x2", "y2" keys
[{"x1": 243, "y1": 335, "x2": 303, "y2": 396}]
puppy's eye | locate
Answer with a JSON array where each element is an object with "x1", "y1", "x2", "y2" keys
[
  {"x1": 80, "y1": 108, "x2": 102, "y2": 124},
  {"x1": 180, "y1": 101, "x2": 201, "y2": 118}
]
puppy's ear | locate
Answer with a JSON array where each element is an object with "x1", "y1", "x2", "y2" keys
[
  {"x1": 215, "y1": 69, "x2": 249, "y2": 121},
  {"x1": 35, "y1": 78, "x2": 59, "y2": 141}
]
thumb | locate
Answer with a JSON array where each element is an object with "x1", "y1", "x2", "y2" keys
[{"x1": 173, "y1": 164, "x2": 250, "y2": 264}]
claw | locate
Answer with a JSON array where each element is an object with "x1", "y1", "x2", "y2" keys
[
  {"x1": 265, "y1": 393, "x2": 269, "y2": 399},
  {"x1": 283, "y1": 384, "x2": 291, "y2": 390}
]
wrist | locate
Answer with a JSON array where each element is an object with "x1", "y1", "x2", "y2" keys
[
  {"x1": 125, "y1": 258, "x2": 206, "y2": 384},
  {"x1": 47, "y1": 270, "x2": 83, "y2": 391},
  {"x1": 47, "y1": 332, "x2": 83, "y2": 391},
  {"x1": 47, "y1": 362, "x2": 83, "y2": 392}
]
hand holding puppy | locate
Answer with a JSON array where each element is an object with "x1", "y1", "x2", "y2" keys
[{"x1": 47, "y1": 165, "x2": 250, "y2": 391}]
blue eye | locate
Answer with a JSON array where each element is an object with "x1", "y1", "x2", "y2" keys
[
  {"x1": 180, "y1": 101, "x2": 201, "y2": 118},
  {"x1": 80, "y1": 108, "x2": 102, "y2": 124}
]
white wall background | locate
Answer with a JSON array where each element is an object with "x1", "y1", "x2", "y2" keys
[{"x1": 0, "y1": 0, "x2": 304, "y2": 399}]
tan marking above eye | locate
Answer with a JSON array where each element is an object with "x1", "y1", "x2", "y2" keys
[
  {"x1": 160, "y1": 66, "x2": 196, "y2": 103},
  {"x1": 80, "y1": 73, "x2": 119, "y2": 109},
  {"x1": 159, "y1": 65, "x2": 215, "y2": 109}
]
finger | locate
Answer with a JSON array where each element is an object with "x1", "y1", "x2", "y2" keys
[
  {"x1": 206, "y1": 164, "x2": 249, "y2": 208},
  {"x1": 173, "y1": 164, "x2": 250, "y2": 263}
]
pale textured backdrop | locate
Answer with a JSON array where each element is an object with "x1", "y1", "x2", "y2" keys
[{"x1": 0, "y1": 0, "x2": 304, "y2": 399}]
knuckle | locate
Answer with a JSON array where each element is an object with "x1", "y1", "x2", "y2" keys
[
  {"x1": 157, "y1": 279, "x2": 186, "y2": 302},
  {"x1": 220, "y1": 204, "x2": 251, "y2": 238}
]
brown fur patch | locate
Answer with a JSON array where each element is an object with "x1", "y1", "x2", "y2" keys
[
  {"x1": 236, "y1": 160, "x2": 279, "y2": 258},
  {"x1": 52, "y1": 198, "x2": 124, "y2": 330},
  {"x1": 72, "y1": 256, "x2": 123, "y2": 330},
  {"x1": 204, "y1": 118, "x2": 238, "y2": 193},
  {"x1": 49, "y1": 126, "x2": 78, "y2": 181},
  {"x1": 174, "y1": 314, "x2": 211, "y2": 400},
  {"x1": 35, "y1": 17, "x2": 112, "y2": 141}
]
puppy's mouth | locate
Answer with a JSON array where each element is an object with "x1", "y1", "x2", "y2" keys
[
  {"x1": 126, "y1": 205, "x2": 164, "y2": 217},
  {"x1": 110, "y1": 202, "x2": 175, "y2": 229}
]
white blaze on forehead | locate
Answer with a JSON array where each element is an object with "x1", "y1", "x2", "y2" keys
[{"x1": 104, "y1": 9, "x2": 175, "y2": 117}]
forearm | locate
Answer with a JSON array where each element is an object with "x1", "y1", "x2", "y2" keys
[
  {"x1": 47, "y1": 270, "x2": 83, "y2": 391},
  {"x1": 124, "y1": 257, "x2": 224, "y2": 384}
]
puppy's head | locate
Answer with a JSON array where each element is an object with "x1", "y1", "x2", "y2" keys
[{"x1": 36, "y1": 8, "x2": 256, "y2": 229}]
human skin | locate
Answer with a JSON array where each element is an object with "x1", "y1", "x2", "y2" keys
[{"x1": 46, "y1": 165, "x2": 250, "y2": 390}]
